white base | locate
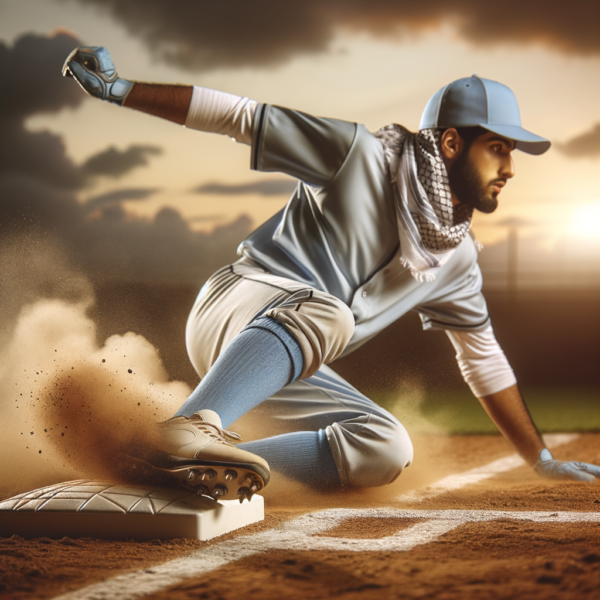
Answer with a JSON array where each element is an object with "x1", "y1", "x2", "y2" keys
[{"x1": 0, "y1": 480, "x2": 264, "y2": 541}]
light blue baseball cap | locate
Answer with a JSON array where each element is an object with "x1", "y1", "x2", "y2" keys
[{"x1": 420, "y1": 75, "x2": 550, "y2": 155}]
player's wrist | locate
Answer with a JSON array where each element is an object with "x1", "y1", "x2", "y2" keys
[
  {"x1": 103, "y1": 77, "x2": 133, "y2": 106},
  {"x1": 532, "y1": 448, "x2": 552, "y2": 475}
]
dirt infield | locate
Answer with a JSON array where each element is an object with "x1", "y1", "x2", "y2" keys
[{"x1": 1, "y1": 433, "x2": 599, "y2": 600}]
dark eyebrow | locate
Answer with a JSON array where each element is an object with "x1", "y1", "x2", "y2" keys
[{"x1": 487, "y1": 136, "x2": 515, "y2": 150}]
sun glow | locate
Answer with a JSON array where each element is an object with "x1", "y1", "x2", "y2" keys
[{"x1": 571, "y1": 204, "x2": 600, "y2": 239}]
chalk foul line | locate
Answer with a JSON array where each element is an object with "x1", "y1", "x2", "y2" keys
[{"x1": 395, "y1": 433, "x2": 580, "y2": 503}]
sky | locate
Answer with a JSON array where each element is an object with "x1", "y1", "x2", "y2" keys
[{"x1": 1, "y1": 0, "x2": 600, "y2": 289}]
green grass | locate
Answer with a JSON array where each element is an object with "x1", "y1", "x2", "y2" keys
[{"x1": 374, "y1": 388, "x2": 600, "y2": 435}]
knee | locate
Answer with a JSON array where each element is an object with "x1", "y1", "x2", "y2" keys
[
  {"x1": 266, "y1": 290, "x2": 355, "y2": 378},
  {"x1": 327, "y1": 414, "x2": 413, "y2": 488}
]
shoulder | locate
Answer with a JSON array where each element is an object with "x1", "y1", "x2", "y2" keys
[{"x1": 258, "y1": 104, "x2": 357, "y2": 146}]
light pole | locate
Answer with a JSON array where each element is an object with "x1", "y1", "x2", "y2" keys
[{"x1": 496, "y1": 217, "x2": 535, "y2": 302}]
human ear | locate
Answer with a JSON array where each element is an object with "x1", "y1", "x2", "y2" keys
[{"x1": 440, "y1": 128, "x2": 463, "y2": 162}]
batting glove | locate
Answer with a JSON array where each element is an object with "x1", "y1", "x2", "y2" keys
[
  {"x1": 534, "y1": 448, "x2": 600, "y2": 482},
  {"x1": 62, "y1": 46, "x2": 133, "y2": 105}
]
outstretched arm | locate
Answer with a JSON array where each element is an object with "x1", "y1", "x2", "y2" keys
[
  {"x1": 447, "y1": 327, "x2": 600, "y2": 482},
  {"x1": 62, "y1": 46, "x2": 256, "y2": 143}
]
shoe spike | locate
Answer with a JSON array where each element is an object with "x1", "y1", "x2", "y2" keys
[
  {"x1": 224, "y1": 470, "x2": 237, "y2": 481},
  {"x1": 212, "y1": 484, "x2": 228, "y2": 499},
  {"x1": 237, "y1": 486, "x2": 250, "y2": 503},
  {"x1": 201, "y1": 469, "x2": 217, "y2": 481},
  {"x1": 196, "y1": 485, "x2": 210, "y2": 497},
  {"x1": 188, "y1": 469, "x2": 201, "y2": 482}
]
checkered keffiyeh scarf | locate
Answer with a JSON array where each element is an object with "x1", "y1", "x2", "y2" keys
[{"x1": 374, "y1": 124, "x2": 474, "y2": 282}]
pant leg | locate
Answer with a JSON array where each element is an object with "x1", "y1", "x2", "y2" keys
[
  {"x1": 185, "y1": 259, "x2": 354, "y2": 379},
  {"x1": 186, "y1": 259, "x2": 412, "y2": 488},
  {"x1": 235, "y1": 364, "x2": 414, "y2": 488}
]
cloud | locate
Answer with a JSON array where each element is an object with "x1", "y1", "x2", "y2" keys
[
  {"x1": 0, "y1": 31, "x2": 84, "y2": 118},
  {"x1": 189, "y1": 214, "x2": 226, "y2": 222},
  {"x1": 82, "y1": 145, "x2": 163, "y2": 178},
  {"x1": 71, "y1": 0, "x2": 600, "y2": 72},
  {"x1": 84, "y1": 188, "x2": 159, "y2": 212},
  {"x1": 0, "y1": 32, "x2": 88, "y2": 189},
  {"x1": 0, "y1": 174, "x2": 253, "y2": 285},
  {"x1": 193, "y1": 179, "x2": 297, "y2": 197},
  {"x1": 0, "y1": 121, "x2": 86, "y2": 189},
  {"x1": 557, "y1": 123, "x2": 600, "y2": 158}
]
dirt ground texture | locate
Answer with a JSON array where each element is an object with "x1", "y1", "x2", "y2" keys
[{"x1": 1, "y1": 434, "x2": 599, "y2": 600}]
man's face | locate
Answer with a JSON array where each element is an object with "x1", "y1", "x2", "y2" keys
[{"x1": 448, "y1": 132, "x2": 516, "y2": 214}]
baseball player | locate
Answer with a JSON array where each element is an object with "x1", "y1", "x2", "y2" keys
[{"x1": 63, "y1": 47, "x2": 600, "y2": 501}]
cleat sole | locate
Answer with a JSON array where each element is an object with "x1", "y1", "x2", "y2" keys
[
  {"x1": 130, "y1": 460, "x2": 266, "y2": 502},
  {"x1": 116, "y1": 450, "x2": 268, "y2": 501},
  {"x1": 146, "y1": 451, "x2": 270, "y2": 486}
]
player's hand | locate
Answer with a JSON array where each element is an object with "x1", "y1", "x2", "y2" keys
[
  {"x1": 534, "y1": 449, "x2": 600, "y2": 482},
  {"x1": 62, "y1": 46, "x2": 132, "y2": 105}
]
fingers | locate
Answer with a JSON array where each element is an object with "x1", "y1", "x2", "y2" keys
[
  {"x1": 563, "y1": 465, "x2": 597, "y2": 483},
  {"x1": 67, "y1": 61, "x2": 104, "y2": 97},
  {"x1": 61, "y1": 47, "x2": 79, "y2": 77},
  {"x1": 90, "y1": 46, "x2": 116, "y2": 75},
  {"x1": 62, "y1": 46, "x2": 115, "y2": 76},
  {"x1": 575, "y1": 462, "x2": 600, "y2": 479},
  {"x1": 535, "y1": 459, "x2": 599, "y2": 483},
  {"x1": 552, "y1": 461, "x2": 597, "y2": 483}
]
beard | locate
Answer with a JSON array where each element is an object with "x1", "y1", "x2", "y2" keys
[{"x1": 448, "y1": 150, "x2": 499, "y2": 214}]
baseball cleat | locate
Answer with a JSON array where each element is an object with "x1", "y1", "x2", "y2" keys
[{"x1": 125, "y1": 410, "x2": 269, "y2": 500}]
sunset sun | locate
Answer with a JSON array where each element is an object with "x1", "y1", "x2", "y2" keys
[{"x1": 572, "y1": 204, "x2": 600, "y2": 238}]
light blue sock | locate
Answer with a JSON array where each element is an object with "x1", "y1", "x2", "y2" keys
[
  {"x1": 238, "y1": 429, "x2": 341, "y2": 490},
  {"x1": 176, "y1": 317, "x2": 304, "y2": 428}
]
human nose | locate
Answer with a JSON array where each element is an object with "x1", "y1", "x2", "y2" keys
[{"x1": 502, "y1": 155, "x2": 515, "y2": 179}]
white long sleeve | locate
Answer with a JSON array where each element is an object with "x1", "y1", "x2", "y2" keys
[
  {"x1": 446, "y1": 325, "x2": 517, "y2": 397},
  {"x1": 184, "y1": 86, "x2": 257, "y2": 145}
]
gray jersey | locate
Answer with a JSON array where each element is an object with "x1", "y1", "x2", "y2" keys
[{"x1": 239, "y1": 104, "x2": 490, "y2": 356}]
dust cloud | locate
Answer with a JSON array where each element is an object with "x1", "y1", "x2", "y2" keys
[
  {"x1": 0, "y1": 296, "x2": 454, "y2": 506},
  {"x1": 0, "y1": 292, "x2": 190, "y2": 499}
]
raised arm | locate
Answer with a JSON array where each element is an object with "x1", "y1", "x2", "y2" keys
[
  {"x1": 62, "y1": 46, "x2": 256, "y2": 143},
  {"x1": 447, "y1": 327, "x2": 600, "y2": 482}
]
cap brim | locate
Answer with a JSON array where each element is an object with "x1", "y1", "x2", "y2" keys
[{"x1": 480, "y1": 124, "x2": 551, "y2": 155}]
